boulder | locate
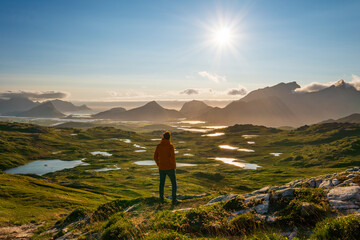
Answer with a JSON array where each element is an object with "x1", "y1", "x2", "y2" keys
[
  {"x1": 319, "y1": 179, "x2": 333, "y2": 189},
  {"x1": 347, "y1": 174, "x2": 355, "y2": 179},
  {"x1": 206, "y1": 194, "x2": 237, "y2": 205},
  {"x1": 254, "y1": 201, "x2": 269, "y2": 214},
  {"x1": 327, "y1": 186, "x2": 360, "y2": 201},
  {"x1": 167, "y1": 193, "x2": 209, "y2": 200},
  {"x1": 273, "y1": 188, "x2": 295, "y2": 200}
]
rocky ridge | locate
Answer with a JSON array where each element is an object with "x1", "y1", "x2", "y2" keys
[{"x1": 23, "y1": 167, "x2": 360, "y2": 239}]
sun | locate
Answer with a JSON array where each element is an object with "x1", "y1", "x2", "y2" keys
[{"x1": 214, "y1": 27, "x2": 232, "y2": 45}]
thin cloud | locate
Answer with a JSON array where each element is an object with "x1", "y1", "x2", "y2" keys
[
  {"x1": 198, "y1": 71, "x2": 226, "y2": 83},
  {"x1": 0, "y1": 91, "x2": 68, "y2": 99},
  {"x1": 227, "y1": 86, "x2": 247, "y2": 96},
  {"x1": 180, "y1": 89, "x2": 199, "y2": 95},
  {"x1": 350, "y1": 74, "x2": 360, "y2": 91},
  {"x1": 294, "y1": 82, "x2": 333, "y2": 93}
]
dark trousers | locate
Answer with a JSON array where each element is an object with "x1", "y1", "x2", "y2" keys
[{"x1": 159, "y1": 169, "x2": 177, "y2": 201}]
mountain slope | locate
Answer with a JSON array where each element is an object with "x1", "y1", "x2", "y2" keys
[
  {"x1": 92, "y1": 107, "x2": 126, "y2": 119},
  {"x1": 93, "y1": 101, "x2": 182, "y2": 121},
  {"x1": 0, "y1": 97, "x2": 38, "y2": 115},
  {"x1": 50, "y1": 99, "x2": 91, "y2": 112},
  {"x1": 180, "y1": 100, "x2": 213, "y2": 119},
  {"x1": 14, "y1": 102, "x2": 65, "y2": 118},
  {"x1": 200, "y1": 96, "x2": 300, "y2": 127}
]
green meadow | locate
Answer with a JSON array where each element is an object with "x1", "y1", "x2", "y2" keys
[{"x1": 0, "y1": 121, "x2": 359, "y2": 229}]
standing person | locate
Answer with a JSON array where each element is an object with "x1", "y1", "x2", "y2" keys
[{"x1": 154, "y1": 131, "x2": 180, "y2": 205}]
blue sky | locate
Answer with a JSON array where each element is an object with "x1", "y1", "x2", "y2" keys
[{"x1": 0, "y1": 0, "x2": 359, "y2": 101}]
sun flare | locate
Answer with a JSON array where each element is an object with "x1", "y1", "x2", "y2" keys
[{"x1": 215, "y1": 27, "x2": 232, "y2": 45}]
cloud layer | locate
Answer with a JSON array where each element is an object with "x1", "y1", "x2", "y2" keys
[
  {"x1": 294, "y1": 75, "x2": 360, "y2": 93},
  {"x1": 198, "y1": 71, "x2": 226, "y2": 83},
  {"x1": 180, "y1": 89, "x2": 199, "y2": 95},
  {"x1": 0, "y1": 91, "x2": 68, "y2": 99},
  {"x1": 227, "y1": 87, "x2": 247, "y2": 96}
]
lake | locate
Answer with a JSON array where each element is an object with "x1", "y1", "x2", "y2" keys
[{"x1": 4, "y1": 159, "x2": 86, "y2": 176}]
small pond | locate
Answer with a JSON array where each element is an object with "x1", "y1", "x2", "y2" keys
[
  {"x1": 134, "y1": 150, "x2": 146, "y2": 153},
  {"x1": 270, "y1": 153, "x2": 282, "y2": 157},
  {"x1": 212, "y1": 157, "x2": 260, "y2": 169},
  {"x1": 219, "y1": 145, "x2": 238, "y2": 150},
  {"x1": 93, "y1": 167, "x2": 121, "y2": 172},
  {"x1": 247, "y1": 141, "x2": 255, "y2": 144},
  {"x1": 238, "y1": 148, "x2": 255, "y2": 153},
  {"x1": 242, "y1": 135, "x2": 258, "y2": 139},
  {"x1": 91, "y1": 151, "x2": 112, "y2": 157},
  {"x1": 4, "y1": 159, "x2": 86, "y2": 176},
  {"x1": 202, "y1": 132, "x2": 225, "y2": 137}
]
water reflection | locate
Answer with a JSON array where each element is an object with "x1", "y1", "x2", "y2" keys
[
  {"x1": 202, "y1": 132, "x2": 225, "y2": 137},
  {"x1": 91, "y1": 151, "x2": 112, "y2": 157},
  {"x1": 212, "y1": 157, "x2": 260, "y2": 169},
  {"x1": 4, "y1": 159, "x2": 86, "y2": 176},
  {"x1": 219, "y1": 145, "x2": 238, "y2": 150}
]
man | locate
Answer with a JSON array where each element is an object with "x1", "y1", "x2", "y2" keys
[{"x1": 154, "y1": 131, "x2": 180, "y2": 205}]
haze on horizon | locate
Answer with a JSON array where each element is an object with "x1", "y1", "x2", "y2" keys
[{"x1": 0, "y1": 0, "x2": 359, "y2": 102}]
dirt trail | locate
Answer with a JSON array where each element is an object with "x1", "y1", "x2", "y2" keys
[{"x1": 0, "y1": 224, "x2": 38, "y2": 240}]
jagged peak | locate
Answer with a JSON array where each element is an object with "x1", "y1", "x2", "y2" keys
[
  {"x1": 143, "y1": 101, "x2": 162, "y2": 108},
  {"x1": 334, "y1": 79, "x2": 346, "y2": 87}
]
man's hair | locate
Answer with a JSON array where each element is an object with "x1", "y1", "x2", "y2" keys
[{"x1": 163, "y1": 131, "x2": 171, "y2": 140}]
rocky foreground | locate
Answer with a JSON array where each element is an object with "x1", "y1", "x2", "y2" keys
[{"x1": 3, "y1": 167, "x2": 360, "y2": 239}]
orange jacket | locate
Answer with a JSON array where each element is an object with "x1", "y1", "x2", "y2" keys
[{"x1": 154, "y1": 138, "x2": 176, "y2": 170}]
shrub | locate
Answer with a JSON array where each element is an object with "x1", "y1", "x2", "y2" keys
[
  {"x1": 223, "y1": 196, "x2": 246, "y2": 211},
  {"x1": 144, "y1": 231, "x2": 188, "y2": 240},
  {"x1": 244, "y1": 232, "x2": 290, "y2": 240},
  {"x1": 229, "y1": 213, "x2": 261, "y2": 236},
  {"x1": 310, "y1": 215, "x2": 360, "y2": 240},
  {"x1": 101, "y1": 217, "x2": 138, "y2": 240}
]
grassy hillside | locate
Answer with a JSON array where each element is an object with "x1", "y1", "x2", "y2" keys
[{"x1": 1, "y1": 121, "x2": 360, "y2": 227}]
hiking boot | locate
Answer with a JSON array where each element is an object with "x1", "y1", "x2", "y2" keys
[{"x1": 172, "y1": 199, "x2": 182, "y2": 205}]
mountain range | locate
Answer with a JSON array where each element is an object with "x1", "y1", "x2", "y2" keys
[
  {"x1": 93, "y1": 101, "x2": 182, "y2": 121},
  {"x1": 0, "y1": 98, "x2": 91, "y2": 117},
  {"x1": 1, "y1": 80, "x2": 360, "y2": 126}
]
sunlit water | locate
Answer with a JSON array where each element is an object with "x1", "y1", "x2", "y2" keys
[
  {"x1": 270, "y1": 153, "x2": 282, "y2": 157},
  {"x1": 177, "y1": 127, "x2": 210, "y2": 133},
  {"x1": 134, "y1": 150, "x2": 146, "y2": 153},
  {"x1": 238, "y1": 148, "x2": 255, "y2": 153},
  {"x1": 183, "y1": 153, "x2": 194, "y2": 157},
  {"x1": 4, "y1": 159, "x2": 86, "y2": 176},
  {"x1": 133, "y1": 160, "x2": 197, "y2": 167},
  {"x1": 179, "y1": 120, "x2": 206, "y2": 124},
  {"x1": 212, "y1": 157, "x2": 260, "y2": 169},
  {"x1": 242, "y1": 135, "x2": 258, "y2": 139},
  {"x1": 219, "y1": 145, "x2": 238, "y2": 150},
  {"x1": 204, "y1": 126, "x2": 227, "y2": 129},
  {"x1": 93, "y1": 166, "x2": 121, "y2": 172},
  {"x1": 202, "y1": 132, "x2": 225, "y2": 137},
  {"x1": 151, "y1": 138, "x2": 162, "y2": 141},
  {"x1": 134, "y1": 144, "x2": 146, "y2": 149},
  {"x1": 91, "y1": 151, "x2": 112, "y2": 157},
  {"x1": 247, "y1": 141, "x2": 255, "y2": 144}
]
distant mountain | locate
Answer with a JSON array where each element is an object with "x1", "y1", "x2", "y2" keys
[
  {"x1": 180, "y1": 100, "x2": 213, "y2": 119},
  {"x1": 93, "y1": 101, "x2": 182, "y2": 121},
  {"x1": 0, "y1": 97, "x2": 38, "y2": 115},
  {"x1": 14, "y1": 101, "x2": 65, "y2": 118},
  {"x1": 200, "y1": 80, "x2": 360, "y2": 127},
  {"x1": 320, "y1": 113, "x2": 360, "y2": 124},
  {"x1": 200, "y1": 96, "x2": 300, "y2": 127},
  {"x1": 50, "y1": 100, "x2": 91, "y2": 112},
  {"x1": 92, "y1": 107, "x2": 126, "y2": 119}
]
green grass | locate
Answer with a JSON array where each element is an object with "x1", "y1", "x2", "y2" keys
[{"x1": 0, "y1": 121, "x2": 360, "y2": 231}]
